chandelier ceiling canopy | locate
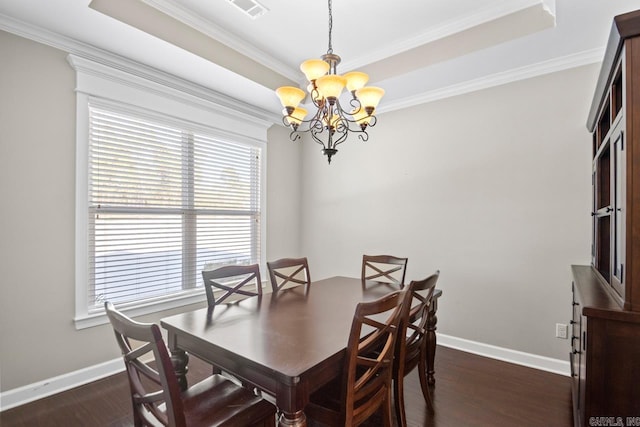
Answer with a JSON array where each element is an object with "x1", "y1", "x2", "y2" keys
[{"x1": 275, "y1": 0, "x2": 384, "y2": 164}]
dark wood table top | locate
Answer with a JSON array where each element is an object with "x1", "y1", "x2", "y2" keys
[
  {"x1": 160, "y1": 276, "x2": 442, "y2": 426},
  {"x1": 162, "y1": 277, "x2": 398, "y2": 376}
]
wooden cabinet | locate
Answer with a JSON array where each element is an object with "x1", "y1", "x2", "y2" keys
[
  {"x1": 588, "y1": 9, "x2": 640, "y2": 310},
  {"x1": 570, "y1": 266, "x2": 640, "y2": 427},
  {"x1": 572, "y1": 9, "x2": 640, "y2": 427}
]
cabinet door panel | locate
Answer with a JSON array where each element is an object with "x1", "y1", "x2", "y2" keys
[{"x1": 612, "y1": 130, "x2": 625, "y2": 297}]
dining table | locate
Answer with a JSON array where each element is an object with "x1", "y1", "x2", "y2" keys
[{"x1": 161, "y1": 276, "x2": 442, "y2": 427}]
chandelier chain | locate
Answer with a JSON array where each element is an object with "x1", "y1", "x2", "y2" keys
[{"x1": 327, "y1": 0, "x2": 333, "y2": 54}]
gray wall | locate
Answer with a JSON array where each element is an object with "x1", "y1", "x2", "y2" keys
[
  {"x1": 0, "y1": 26, "x2": 597, "y2": 393},
  {"x1": 0, "y1": 30, "x2": 301, "y2": 392},
  {"x1": 266, "y1": 124, "x2": 303, "y2": 260},
  {"x1": 299, "y1": 65, "x2": 597, "y2": 361}
]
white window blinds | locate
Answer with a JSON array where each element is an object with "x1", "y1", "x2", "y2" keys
[{"x1": 87, "y1": 104, "x2": 261, "y2": 312}]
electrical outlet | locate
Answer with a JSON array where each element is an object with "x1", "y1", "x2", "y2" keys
[{"x1": 556, "y1": 323, "x2": 568, "y2": 339}]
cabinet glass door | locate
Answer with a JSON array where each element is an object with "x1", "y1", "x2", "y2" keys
[{"x1": 612, "y1": 131, "x2": 625, "y2": 294}]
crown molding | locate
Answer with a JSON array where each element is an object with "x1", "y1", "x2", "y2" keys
[
  {"x1": 140, "y1": 0, "x2": 299, "y2": 81},
  {"x1": 68, "y1": 53, "x2": 277, "y2": 129},
  {"x1": 0, "y1": 13, "x2": 281, "y2": 126},
  {"x1": 139, "y1": 0, "x2": 555, "y2": 82},
  {"x1": 341, "y1": 0, "x2": 556, "y2": 71},
  {"x1": 380, "y1": 47, "x2": 603, "y2": 114},
  {"x1": 2, "y1": 10, "x2": 602, "y2": 121}
]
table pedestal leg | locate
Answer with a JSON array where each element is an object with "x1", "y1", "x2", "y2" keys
[
  {"x1": 276, "y1": 381, "x2": 307, "y2": 427},
  {"x1": 426, "y1": 298, "x2": 438, "y2": 385},
  {"x1": 278, "y1": 410, "x2": 306, "y2": 427}
]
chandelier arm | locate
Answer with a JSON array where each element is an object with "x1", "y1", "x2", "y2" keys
[
  {"x1": 333, "y1": 119, "x2": 370, "y2": 146},
  {"x1": 311, "y1": 88, "x2": 325, "y2": 109},
  {"x1": 335, "y1": 99, "x2": 376, "y2": 127},
  {"x1": 283, "y1": 104, "x2": 327, "y2": 129},
  {"x1": 332, "y1": 129, "x2": 349, "y2": 147},
  {"x1": 334, "y1": 99, "x2": 364, "y2": 125},
  {"x1": 281, "y1": 116, "x2": 293, "y2": 128},
  {"x1": 309, "y1": 127, "x2": 328, "y2": 149},
  {"x1": 287, "y1": 128, "x2": 327, "y2": 148},
  {"x1": 288, "y1": 130, "x2": 301, "y2": 141},
  {"x1": 348, "y1": 97, "x2": 363, "y2": 114}
]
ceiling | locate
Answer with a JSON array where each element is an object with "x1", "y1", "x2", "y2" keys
[{"x1": 1, "y1": 0, "x2": 639, "y2": 119}]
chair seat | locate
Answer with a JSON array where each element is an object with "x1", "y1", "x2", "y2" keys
[
  {"x1": 104, "y1": 301, "x2": 276, "y2": 427},
  {"x1": 306, "y1": 372, "x2": 386, "y2": 427},
  {"x1": 306, "y1": 379, "x2": 342, "y2": 426},
  {"x1": 182, "y1": 375, "x2": 276, "y2": 426}
]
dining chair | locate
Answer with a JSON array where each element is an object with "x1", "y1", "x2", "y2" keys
[
  {"x1": 304, "y1": 290, "x2": 405, "y2": 427},
  {"x1": 361, "y1": 254, "x2": 408, "y2": 286},
  {"x1": 266, "y1": 257, "x2": 311, "y2": 292},
  {"x1": 394, "y1": 271, "x2": 440, "y2": 427},
  {"x1": 201, "y1": 264, "x2": 263, "y2": 308},
  {"x1": 201, "y1": 264, "x2": 265, "y2": 383},
  {"x1": 104, "y1": 301, "x2": 277, "y2": 427}
]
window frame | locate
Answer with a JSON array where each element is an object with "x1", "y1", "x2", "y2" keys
[{"x1": 70, "y1": 55, "x2": 269, "y2": 329}]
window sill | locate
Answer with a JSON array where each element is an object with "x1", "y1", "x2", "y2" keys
[{"x1": 74, "y1": 290, "x2": 207, "y2": 330}]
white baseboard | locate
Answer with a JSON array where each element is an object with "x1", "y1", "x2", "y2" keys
[
  {"x1": 0, "y1": 334, "x2": 570, "y2": 412},
  {"x1": 437, "y1": 333, "x2": 570, "y2": 376},
  {"x1": 0, "y1": 358, "x2": 124, "y2": 412}
]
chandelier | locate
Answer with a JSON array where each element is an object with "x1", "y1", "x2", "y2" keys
[{"x1": 275, "y1": 0, "x2": 384, "y2": 164}]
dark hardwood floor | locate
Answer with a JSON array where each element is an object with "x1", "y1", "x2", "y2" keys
[{"x1": 0, "y1": 346, "x2": 572, "y2": 426}]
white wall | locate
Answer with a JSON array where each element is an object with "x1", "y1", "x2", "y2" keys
[
  {"x1": 299, "y1": 65, "x2": 596, "y2": 361},
  {"x1": 0, "y1": 30, "x2": 301, "y2": 393}
]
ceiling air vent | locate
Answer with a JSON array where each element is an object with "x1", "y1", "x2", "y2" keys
[{"x1": 227, "y1": 0, "x2": 268, "y2": 20}]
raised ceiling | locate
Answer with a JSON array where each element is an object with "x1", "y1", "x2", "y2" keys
[{"x1": 1, "y1": 0, "x2": 639, "y2": 117}]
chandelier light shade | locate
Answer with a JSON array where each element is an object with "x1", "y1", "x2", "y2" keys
[
  {"x1": 343, "y1": 71, "x2": 369, "y2": 93},
  {"x1": 275, "y1": 0, "x2": 384, "y2": 164},
  {"x1": 284, "y1": 107, "x2": 308, "y2": 128},
  {"x1": 355, "y1": 87, "x2": 385, "y2": 114},
  {"x1": 275, "y1": 86, "x2": 306, "y2": 111},
  {"x1": 300, "y1": 59, "x2": 331, "y2": 82}
]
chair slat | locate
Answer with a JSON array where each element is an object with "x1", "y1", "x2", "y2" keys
[
  {"x1": 267, "y1": 257, "x2": 311, "y2": 292},
  {"x1": 201, "y1": 264, "x2": 262, "y2": 307},
  {"x1": 362, "y1": 254, "x2": 408, "y2": 286}
]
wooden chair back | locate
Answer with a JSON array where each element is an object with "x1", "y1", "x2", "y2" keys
[
  {"x1": 105, "y1": 301, "x2": 278, "y2": 427},
  {"x1": 105, "y1": 301, "x2": 185, "y2": 426},
  {"x1": 342, "y1": 290, "x2": 405, "y2": 426},
  {"x1": 266, "y1": 257, "x2": 311, "y2": 292},
  {"x1": 361, "y1": 254, "x2": 408, "y2": 286},
  {"x1": 201, "y1": 264, "x2": 262, "y2": 307},
  {"x1": 394, "y1": 271, "x2": 440, "y2": 427}
]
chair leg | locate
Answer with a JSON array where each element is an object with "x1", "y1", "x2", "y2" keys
[
  {"x1": 418, "y1": 354, "x2": 434, "y2": 411},
  {"x1": 132, "y1": 406, "x2": 144, "y2": 427},
  {"x1": 383, "y1": 389, "x2": 394, "y2": 427},
  {"x1": 394, "y1": 375, "x2": 408, "y2": 427}
]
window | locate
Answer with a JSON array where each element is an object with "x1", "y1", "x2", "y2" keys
[
  {"x1": 70, "y1": 54, "x2": 270, "y2": 328},
  {"x1": 86, "y1": 103, "x2": 262, "y2": 314}
]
